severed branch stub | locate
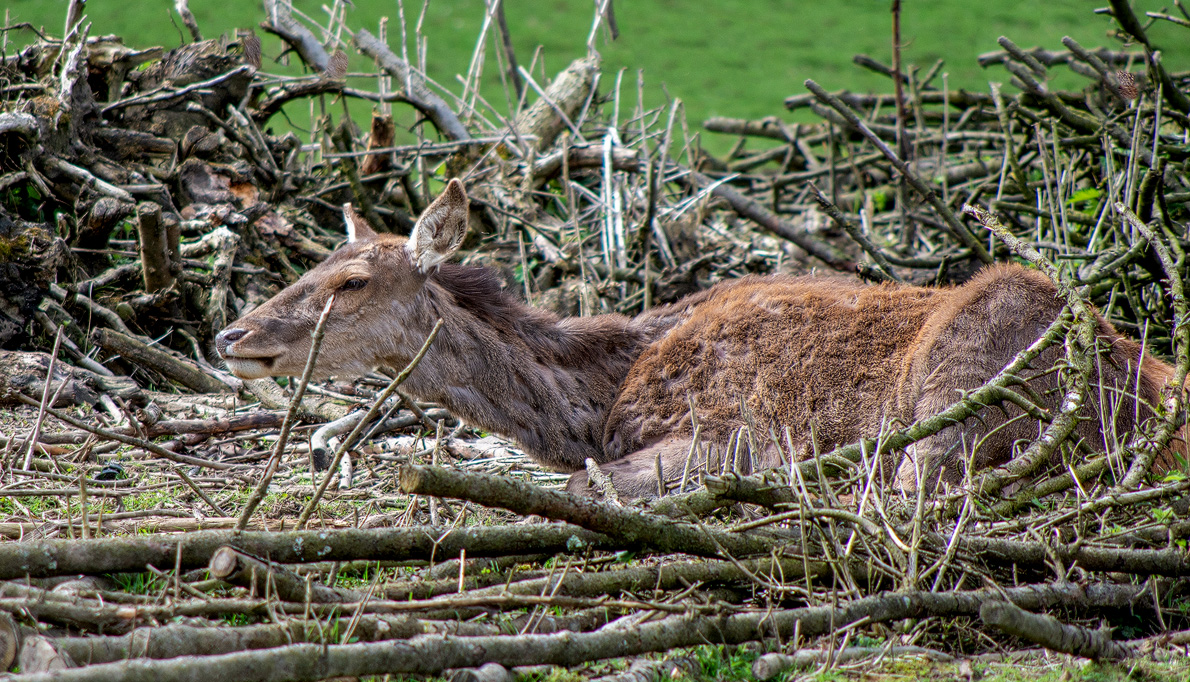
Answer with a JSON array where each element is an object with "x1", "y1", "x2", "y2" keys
[
  {"x1": 209, "y1": 546, "x2": 361, "y2": 603},
  {"x1": 135, "y1": 201, "x2": 175, "y2": 293},
  {"x1": 18, "y1": 635, "x2": 74, "y2": 674}
]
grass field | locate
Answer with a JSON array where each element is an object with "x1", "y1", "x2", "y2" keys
[{"x1": 6, "y1": 1, "x2": 1189, "y2": 146}]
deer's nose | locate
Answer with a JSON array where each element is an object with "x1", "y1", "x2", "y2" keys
[{"x1": 216, "y1": 328, "x2": 249, "y2": 355}]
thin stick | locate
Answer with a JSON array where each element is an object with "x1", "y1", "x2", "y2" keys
[
  {"x1": 296, "y1": 319, "x2": 444, "y2": 528},
  {"x1": 236, "y1": 296, "x2": 337, "y2": 531},
  {"x1": 492, "y1": 0, "x2": 524, "y2": 102},
  {"x1": 808, "y1": 182, "x2": 901, "y2": 282},
  {"x1": 429, "y1": 419, "x2": 443, "y2": 526},
  {"x1": 22, "y1": 327, "x2": 63, "y2": 473},
  {"x1": 14, "y1": 394, "x2": 234, "y2": 470},
  {"x1": 890, "y1": 0, "x2": 912, "y2": 249},
  {"x1": 805, "y1": 79, "x2": 993, "y2": 264},
  {"x1": 15, "y1": 394, "x2": 227, "y2": 515},
  {"x1": 1115, "y1": 204, "x2": 1189, "y2": 488}
]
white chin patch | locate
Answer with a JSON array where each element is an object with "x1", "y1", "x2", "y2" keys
[{"x1": 223, "y1": 358, "x2": 274, "y2": 380}]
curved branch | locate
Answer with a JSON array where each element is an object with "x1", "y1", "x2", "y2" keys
[
  {"x1": 260, "y1": 0, "x2": 329, "y2": 72},
  {"x1": 352, "y1": 29, "x2": 470, "y2": 142}
]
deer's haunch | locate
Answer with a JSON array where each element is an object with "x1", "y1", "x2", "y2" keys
[{"x1": 216, "y1": 179, "x2": 1187, "y2": 499}]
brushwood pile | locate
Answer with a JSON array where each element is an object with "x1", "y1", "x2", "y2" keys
[{"x1": 1, "y1": 1, "x2": 1189, "y2": 679}]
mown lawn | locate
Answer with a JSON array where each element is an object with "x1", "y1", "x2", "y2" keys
[{"x1": 7, "y1": 0, "x2": 1187, "y2": 141}]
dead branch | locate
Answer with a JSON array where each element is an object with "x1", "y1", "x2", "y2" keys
[
  {"x1": 4, "y1": 3, "x2": 1190, "y2": 673},
  {"x1": 683, "y1": 169, "x2": 856, "y2": 271},
  {"x1": 173, "y1": 0, "x2": 202, "y2": 43},
  {"x1": 208, "y1": 546, "x2": 361, "y2": 603},
  {"x1": 753, "y1": 646, "x2": 952, "y2": 679},
  {"x1": 46, "y1": 616, "x2": 435, "y2": 665},
  {"x1": 91, "y1": 329, "x2": 231, "y2": 394},
  {"x1": 3, "y1": 582, "x2": 1144, "y2": 681},
  {"x1": 0, "y1": 525, "x2": 621, "y2": 581},
  {"x1": 260, "y1": 0, "x2": 329, "y2": 71},
  {"x1": 981, "y1": 600, "x2": 1134, "y2": 661},
  {"x1": 352, "y1": 29, "x2": 471, "y2": 142},
  {"x1": 513, "y1": 57, "x2": 600, "y2": 151},
  {"x1": 803, "y1": 79, "x2": 994, "y2": 263},
  {"x1": 400, "y1": 464, "x2": 784, "y2": 559}
]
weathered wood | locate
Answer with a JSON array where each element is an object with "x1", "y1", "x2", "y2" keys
[
  {"x1": 209, "y1": 546, "x2": 361, "y2": 603},
  {"x1": 17, "y1": 635, "x2": 73, "y2": 674},
  {"x1": 91, "y1": 328, "x2": 232, "y2": 394},
  {"x1": 0, "y1": 612, "x2": 17, "y2": 671},
  {"x1": 0, "y1": 526, "x2": 623, "y2": 580},
  {"x1": 399, "y1": 464, "x2": 784, "y2": 559},
  {"x1": 4, "y1": 4, "x2": 1190, "y2": 671},
  {"x1": 47, "y1": 617, "x2": 441, "y2": 665},
  {"x1": 981, "y1": 600, "x2": 1134, "y2": 661},
  {"x1": 359, "y1": 114, "x2": 395, "y2": 176},
  {"x1": 1, "y1": 583, "x2": 1146, "y2": 681},
  {"x1": 353, "y1": 29, "x2": 470, "y2": 142},
  {"x1": 512, "y1": 56, "x2": 599, "y2": 150},
  {"x1": 260, "y1": 0, "x2": 329, "y2": 71},
  {"x1": 135, "y1": 202, "x2": 175, "y2": 293}
]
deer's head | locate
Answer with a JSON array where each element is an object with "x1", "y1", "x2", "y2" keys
[{"x1": 215, "y1": 179, "x2": 469, "y2": 380}]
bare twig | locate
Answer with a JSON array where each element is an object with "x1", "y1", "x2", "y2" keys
[
  {"x1": 237, "y1": 296, "x2": 337, "y2": 531},
  {"x1": 296, "y1": 319, "x2": 444, "y2": 528}
]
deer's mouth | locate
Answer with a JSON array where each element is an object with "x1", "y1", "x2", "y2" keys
[
  {"x1": 220, "y1": 354, "x2": 279, "y2": 380},
  {"x1": 216, "y1": 328, "x2": 284, "y2": 379}
]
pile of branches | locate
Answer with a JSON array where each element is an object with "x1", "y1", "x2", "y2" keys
[{"x1": 1, "y1": 0, "x2": 1190, "y2": 678}]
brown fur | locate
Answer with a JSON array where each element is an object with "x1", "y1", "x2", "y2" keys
[
  {"x1": 588, "y1": 264, "x2": 1187, "y2": 497},
  {"x1": 216, "y1": 180, "x2": 1188, "y2": 499}
]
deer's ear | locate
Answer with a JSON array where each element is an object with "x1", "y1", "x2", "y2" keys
[
  {"x1": 343, "y1": 203, "x2": 379, "y2": 243},
  {"x1": 407, "y1": 178, "x2": 468, "y2": 272}
]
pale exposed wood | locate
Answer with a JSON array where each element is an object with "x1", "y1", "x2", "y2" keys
[
  {"x1": 174, "y1": 0, "x2": 203, "y2": 42},
  {"x1": 512, "y1": 56, "x2": 599, "y2": 151}
]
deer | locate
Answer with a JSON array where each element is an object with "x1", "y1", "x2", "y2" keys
[{"x1": 216, "y1": 178, "x2": 1188, "y2": 499}]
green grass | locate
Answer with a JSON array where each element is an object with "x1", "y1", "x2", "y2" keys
[
  {"x1": 673, "y1": 649, "x2": 1190, "y2": 682},
  {"x1": 109, "y1": 571, "x2": 162, "y2": 595},
  {"x1": 6, "y1": 1, "x2": 1189, "y2": 153}
]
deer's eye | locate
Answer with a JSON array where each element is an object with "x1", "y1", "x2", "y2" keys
[{"x1": 340, "y1": 278, "x2": 368, "y2": 291}]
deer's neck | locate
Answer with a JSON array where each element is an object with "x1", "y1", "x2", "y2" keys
[{"x1": 390, "y1": 279, "x2": 656, "y2": 472}]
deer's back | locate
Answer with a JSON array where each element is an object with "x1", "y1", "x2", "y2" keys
[{"x1": 605, "y1": 274, "x2": 948, "y2": 459}]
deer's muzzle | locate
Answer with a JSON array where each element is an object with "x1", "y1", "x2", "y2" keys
[{"x1": 215, "y1": 327, "x2": 279, "y2": 379}]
